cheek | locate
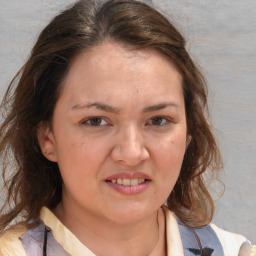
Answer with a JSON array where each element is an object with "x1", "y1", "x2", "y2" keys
[
  {"x1": 150, "y1": 132, "x2": 187, "y2": 192},
  {"x1": 55, "y1": 135, "x2": 109, "y2": 183},
  {"x1": 153, "y1": 134, "x2": 186, "y2": 167},
  {"x1": 145, "y1": 136, "x2": 186, "y2": 207},
  {"x1": 162, "y1": 140, "x2": 186, "y2": 187},
  {"x1": 56, "y1": 140, "x2": 105, "y2": 200}
]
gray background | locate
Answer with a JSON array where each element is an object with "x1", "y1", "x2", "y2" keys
[{"x1": 0, "y1": 0, "x2": 255, "y2": 244}]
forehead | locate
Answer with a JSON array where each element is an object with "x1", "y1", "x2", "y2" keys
[{"x1": 58, "y1": 41, "x2": 184, "y2": 108}]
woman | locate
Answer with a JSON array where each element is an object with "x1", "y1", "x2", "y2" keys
[{"x1": 0, "y1": 0, "x2": 254, "y2": 255}]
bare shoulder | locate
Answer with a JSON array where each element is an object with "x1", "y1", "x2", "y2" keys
[{"x1": 0, "y1": 222, "x2": 27, "y2": 256}]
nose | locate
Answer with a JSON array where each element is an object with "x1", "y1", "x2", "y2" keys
[{"x1": 111, "y1": 125, "x2": 149, "y2": 167}]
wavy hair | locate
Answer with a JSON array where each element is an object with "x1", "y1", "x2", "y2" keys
[{"x1": 0, "y1": 0, "x2": 222, "y2": 230}]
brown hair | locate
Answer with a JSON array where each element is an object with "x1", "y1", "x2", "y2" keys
[{"x1": 0, "y1": 0, "x2": 222, "y2": 230}]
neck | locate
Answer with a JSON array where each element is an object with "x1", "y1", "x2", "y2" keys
[{"x1": 53, "y1": 201, "x2": 161, "y2": 256}]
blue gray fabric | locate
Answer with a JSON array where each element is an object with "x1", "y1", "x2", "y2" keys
[
  {"x1": 176, "y1": 218, "x2": 224, "y2": 256},
  {"x1": 20, "y1": 221, "x2": 70, "y2": 256}
]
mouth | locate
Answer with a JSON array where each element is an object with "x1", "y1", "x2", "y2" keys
[
  {"x1": 105, "y1": 178, "x2": 150, "y2": 186},
  {"x1": 104, "y1": 174, "x2": 151, "y2": 195}
]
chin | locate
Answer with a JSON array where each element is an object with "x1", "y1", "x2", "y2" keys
[{"x1": 104, "y1": 202, "x2": 158, "y2": 225}]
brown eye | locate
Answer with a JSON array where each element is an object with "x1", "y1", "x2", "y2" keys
[
  {"x1": 89, "y1": 118, "x2": 102, "y2": 126},
  {"x1": 151, "y1": 117, "x2": 163, "y2": 125},
  {"x1": 148, "y1": 116, "x2": 168, "y2": 126},
  {"x1": 84, "y1": 117, "x2": 107, "y2": 126}
]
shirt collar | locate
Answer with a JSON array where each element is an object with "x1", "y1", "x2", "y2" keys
[
  {"x1": 162, "y1": 205, "x2": 184, "y2": 256},
  {"x1": 40, "y1": 207, "x2": 95, "y2": 256},
  {"x1": 40, "y1": 206, "x2": 184, "y2": 256}
]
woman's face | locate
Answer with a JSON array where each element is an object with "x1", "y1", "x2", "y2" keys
[{"x1": 40, "y1": 41, "x2": 187, "y2": 224}]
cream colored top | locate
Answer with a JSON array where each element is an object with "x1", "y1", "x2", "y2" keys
[{"x1": 0, "y1": 206, "x2": 255, "y2": 256}]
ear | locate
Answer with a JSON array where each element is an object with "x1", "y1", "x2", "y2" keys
[{"x1": 37, "y1": 122, "x2": 58, "y2": 162}]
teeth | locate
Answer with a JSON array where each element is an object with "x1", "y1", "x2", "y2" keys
[
  {"x1": 110, "y1": 178, "x2": 146, "y2": 186},
  {"x1": 123, "y1": 179, "x2": 131, "y2": 185},
  {"x1": 131, "y1": 179, "x2": 138, "y2": 186}
]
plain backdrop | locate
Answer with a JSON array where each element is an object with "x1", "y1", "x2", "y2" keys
[{"x1": 0, "y1": 0, "x2": 255, "y2": 243}]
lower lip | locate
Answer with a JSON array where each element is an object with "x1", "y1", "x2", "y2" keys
[{"x1": 105, "y1": 180, "x2": 151, "y2": 195}]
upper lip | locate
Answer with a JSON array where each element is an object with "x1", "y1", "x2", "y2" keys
[{"x1": 105, "y1": 172, "x2": 151, "y2": 181}]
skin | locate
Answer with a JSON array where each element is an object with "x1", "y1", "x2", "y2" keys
[{"x1": 38, "y1": 41, "x2": 188, "y2": 256}]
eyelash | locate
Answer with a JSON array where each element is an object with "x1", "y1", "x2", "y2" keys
[{"x1": 81, "y1": 116, "x2": 171, "y2": 127}]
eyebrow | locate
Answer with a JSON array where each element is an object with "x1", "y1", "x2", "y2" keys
[
  {"x1": 71, "y1": 102, "x2": 120, "y2": 114},
  {"x1": 142, "y1": 102, "x2": 181, "y2": 113},
  {"x1": 71, "y1": 102, "x2": 180, "y2": 113}
]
